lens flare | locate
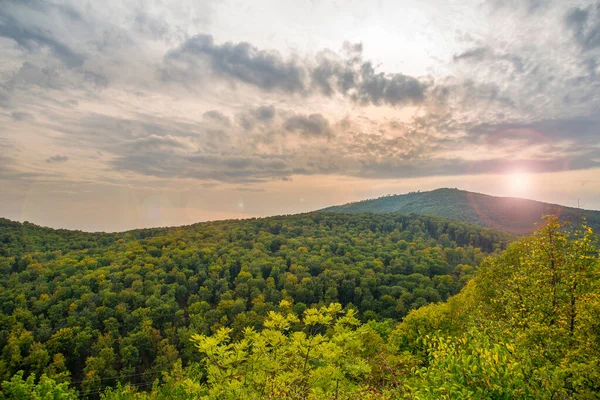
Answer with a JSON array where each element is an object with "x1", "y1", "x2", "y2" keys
[{"x1": 506, "y1": 171, "x2": 531, "y2": 196}]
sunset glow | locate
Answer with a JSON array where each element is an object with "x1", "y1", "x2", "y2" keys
[
  {"x1": 1, "y1": 0, "x2": 599, "y2": 231},
  {"x1": 506, "y1": 171, "x2": 532, "y2": 197}
]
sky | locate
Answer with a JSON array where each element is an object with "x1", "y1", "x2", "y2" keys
[{"x1": 1, "y1": 0, "x2": 600, "y2": 232}]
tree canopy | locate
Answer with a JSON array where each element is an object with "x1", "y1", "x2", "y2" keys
[
  {"x1": 0, "y1": 213, "x2": 511, "y2": 397},
  {"x1": 321, "y1": 188, "x2": 600, "y2": 235},
  {"x1": 2, "y1": 216, "x2": 598, "y2": 398}
]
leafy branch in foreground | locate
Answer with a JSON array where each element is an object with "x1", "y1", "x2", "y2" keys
[{"x1": 191, "y1": 301, "x2": 375, "y2": 399}]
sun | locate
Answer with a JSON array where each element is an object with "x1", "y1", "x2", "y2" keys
[{"x1": 506, "y1": 170, "x2": 532, "y2": 196}]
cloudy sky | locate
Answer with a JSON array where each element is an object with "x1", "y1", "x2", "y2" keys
[{"x1": 1, "y1": 0, "x2": 600, "y2": 231}]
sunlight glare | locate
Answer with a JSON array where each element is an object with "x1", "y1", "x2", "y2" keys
[{"x1": 506, "y1": 171, "x2": 532, "y2": 197}]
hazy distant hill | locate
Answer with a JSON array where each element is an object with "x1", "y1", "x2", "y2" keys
[{"x1": 320, "y1": 188, "x2": 600, "y2": 234}]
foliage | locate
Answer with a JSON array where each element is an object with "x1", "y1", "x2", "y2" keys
[
  {"x1": 191, "y1": 302, "x2": 373, "y2": 399},
  {"x1": 0, "y1": 371, "x2": 77, "y2": 400},
  {"x1": 2, "y1": 215, "x2": 598, "y2": 399},
  {"x1": 0, "y1": 213, "x2": 510, "y2": 395},
  {"x1": 322, "y1": 188, "x2": 600, "y2": 235},
  {"x1": 403, "y1": 216, "x2": 600, "y2": 399},
  {"x1": 101, "y1": 302, "x2": 410, "y2": 400},
  {"x1": 407, "y1": 329, "x2": 543, "y2": 399}
]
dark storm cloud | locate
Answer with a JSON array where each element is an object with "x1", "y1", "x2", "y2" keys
[
  {"x1": 164, "y1": 35, "x2": 427, "y2": 107},
  {"x1": 0, "y1": 1, "x2": 84, "y2": 67},
  {"x1": 165, "y1": 34, "x2": 305, "y2": 92},
  {"x1": 565, "y1": 3, "x2": 600, "y2": 51},
  {"x1": 46, "y1": 154, "x2": 69, "y2": 163},
  {"x1": 284, "y1": 114, "x2": 333, "y2": 138},
  {"x1": 352, "y1": 62, "x2": 426, "y2": 106},
  {"x1": 310, "y1": 42, "x2": 362, "y2": 97},
  {"x1": 311, "y1": 43, "x2": 427, "y2": 106}
]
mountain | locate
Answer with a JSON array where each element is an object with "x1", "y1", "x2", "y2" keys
[{"x1": 320, "y1": 188, "x2": 600, "y2": 234}]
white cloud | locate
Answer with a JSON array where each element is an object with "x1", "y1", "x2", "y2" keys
[{"x1": 1, "y1": 0, "x2": 600, "y2": 228}]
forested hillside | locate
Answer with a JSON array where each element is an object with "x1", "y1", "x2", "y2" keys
[
  {"x1": 321, "y1": 188, "x2": 600, "y2": 234},
  {"x1": 2, "y1": 217, "x2": 598, "y2": 399},
  {"x1": 0, "y1": 213, "x2": 511, "y2": 397}
]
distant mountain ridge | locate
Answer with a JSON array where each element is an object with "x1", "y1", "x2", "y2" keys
[{"x1": 320, "y1": 188, "x2": 600, "y2": 234}]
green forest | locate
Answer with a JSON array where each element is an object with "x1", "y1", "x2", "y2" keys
[
  {"x1": 322, "y1": 188, "x2": 600, "y2": 235},
  {"x1": 0, "y1": 214, "x2": 598, "y2": 398}
]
